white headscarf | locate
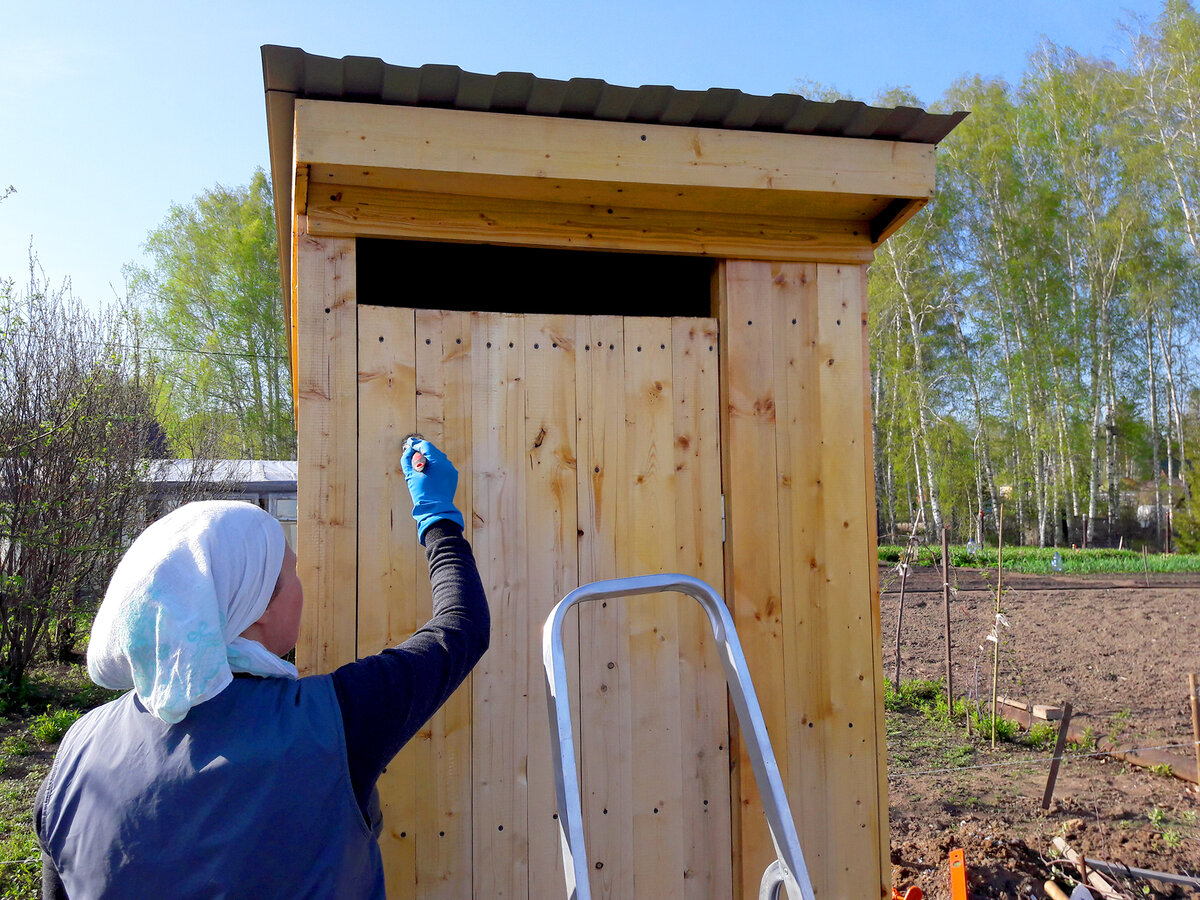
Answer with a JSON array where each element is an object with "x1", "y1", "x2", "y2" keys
[{"x1": 88, "y1": 500, "x2": 298, "y2": 724}]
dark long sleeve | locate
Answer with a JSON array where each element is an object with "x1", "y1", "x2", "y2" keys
[{"x1": 331, "y1": 521, "x2": 490, "y2": 813}]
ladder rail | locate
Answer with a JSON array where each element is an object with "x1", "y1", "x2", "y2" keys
[{"x1": 542, "y1": 573, "x2": 815, "y2": 900}]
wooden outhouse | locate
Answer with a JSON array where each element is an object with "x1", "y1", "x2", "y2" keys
[{"x1": 262, "y1": 46, "x2": 964, "y2": 900}]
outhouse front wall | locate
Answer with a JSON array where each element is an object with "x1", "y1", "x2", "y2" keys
[{"x1": 286, "y1": 96, "x2": 928, "y2": 900}]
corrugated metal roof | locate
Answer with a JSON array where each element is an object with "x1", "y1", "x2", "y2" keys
[
  {"x1": 147, "y1": 459, "x2": 297, "y2": 488},
  {"x1": 262, "y1": 45, "x2": 966, "y2": 144}
]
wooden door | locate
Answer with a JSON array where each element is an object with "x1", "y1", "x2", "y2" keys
[{"x1": 356, "y1": 307, "x2": 730, "y2": 900}]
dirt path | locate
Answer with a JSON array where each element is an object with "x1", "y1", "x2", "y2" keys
[{"x1": 881, "y1": 567, "x2": 1200, "y2": 898}]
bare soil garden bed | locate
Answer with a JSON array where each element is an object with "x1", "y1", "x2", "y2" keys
[{"x1": 882, "y1": 567, "x2": 1200, "y2": 898}]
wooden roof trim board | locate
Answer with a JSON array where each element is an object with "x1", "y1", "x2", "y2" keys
[
  {"x1": 262, "y1": 45, "x2": 965, "y2": 336},
  {"x1": 295, "y1": 100, "x2": 937, "y2": 202}
]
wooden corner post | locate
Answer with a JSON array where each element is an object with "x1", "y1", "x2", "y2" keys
[
  {"x1": 294, "y1": 232, "x2": 358, "y2": 676},
  {"x1": 718, "y1": 259, "x2": 888, "y2": 899}
]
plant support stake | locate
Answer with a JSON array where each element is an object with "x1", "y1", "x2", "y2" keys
[
  {"x1": 942, "y1": 526, "x2": 953, "y2": 720},
  {"x1": 1190, "y1": 673, "x2": 1200, "y2": 783},
  {"x1": 1041, "y1": 701, "x2": 1073, "y2": 809},
  {"x1": 991, "y1": 505, "x2": 1004, "y2": 748}
]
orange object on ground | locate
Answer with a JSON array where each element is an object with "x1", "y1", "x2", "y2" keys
[
  {"x1": 949, "y1": 848, "x2": 968, "y2": 899},
  {"x1": 891, "y1": 887, "x2": 923, "y2": 900}
]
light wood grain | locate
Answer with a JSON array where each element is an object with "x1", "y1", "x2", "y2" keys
[
  {"x1": 295, "y1": 233, "x2": 357, "y2": 676},
  {"x1": 772, "y1": 264, "x2": 833, "y2": 892},
  {"x1": 356, "y1": 304, "x2": 420, "y2": 895},
  {"x1": 470, "y1": 313, "x2": 529, "y2": 899},
  {"x1": 304, "y1": 184, "x2": 875, "y2": 264},
  {"x1": 414, "y1": 309, "x2": 475, "y2": 898},
  {"x1": 574, "y1": 317, "x2": 635, "y2": 900},
  {"x1": 622, "y1": 318, "x2": 686, "y2": 898},
  {"x1": 718, "y1": 260, "x2": 785, "y2": 898},
  {"x1": 812, "y1": 264, "x2": 884, "y2": 897},
  {"x1": 671, "y1": 317, "x2": 732, "y2": 900},
  {"x1": 306, "y1": 164, "x2": 897, "y2": 223},
  {"x1": 295, "y1": 99, "x2": 937, "y2": 203},
  {"x1": 522, "y1": 315, "x2": 579, "y2": 899}
]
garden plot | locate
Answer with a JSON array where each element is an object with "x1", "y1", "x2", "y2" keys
[{"x1": 883, "y1": 567, "x2": 1200, "y2": 899}]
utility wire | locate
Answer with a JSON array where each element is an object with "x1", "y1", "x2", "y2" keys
[{"x1": 0, "y1": 329, "x2": 288, "y2": 363}]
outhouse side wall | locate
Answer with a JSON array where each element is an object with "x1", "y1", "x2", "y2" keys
[{"x1": 718, "y1": 260, "x2": 887, "y2": 899}]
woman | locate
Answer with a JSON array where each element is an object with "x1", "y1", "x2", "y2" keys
[{"x1": 35, "y1": 439, "x2": 488, "y2": 899}]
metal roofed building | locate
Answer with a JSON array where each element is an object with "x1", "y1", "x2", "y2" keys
[{"x1": 146, "y1": 459, "x2": 298, "y2": 547}]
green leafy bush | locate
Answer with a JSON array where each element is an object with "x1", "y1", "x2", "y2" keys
[
  {"x1": 29, "y1": 708, "x2": 79, "y2": 744},
  {"x1": 970, "y1": 710, "x2": 1019, "y2": 741},
  {"x1": 1022, "y1": 721, "x2": 1059, "y2": 751}
]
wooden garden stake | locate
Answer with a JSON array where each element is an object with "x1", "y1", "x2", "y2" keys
[
  {"x1": 1189, "y1": 673, "x2": 1200, "y2": 783},
  {"x1": 893, "y1": 558, "x2": 909, "y2": 692},
  {"x1": 942, "y1": 525, "x2": 953, "y2": 720},
  {"x1": 1041, "y1": 701, "x2": 1073, "y2": 809},
  {"x1": 893, "y1": 511, "x2": 923, "y2": 691},
  {"x1": 991, "y1": 505, "x2": 1004, "y2": 748},
  {"x1": 1142, "y1": 545, "x2": 1150, "y2": 588}
]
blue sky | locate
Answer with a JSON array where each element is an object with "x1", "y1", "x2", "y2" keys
[{"x1": 0, "y1": 0, "x2": 1169, "y2": 308}]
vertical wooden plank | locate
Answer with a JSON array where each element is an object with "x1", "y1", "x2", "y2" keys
[
  {"x1": 357, "y1": 305, "x2": 419, "y2": 898},
  {"x1": 774, "y1": 264, "x2": 832, "y2": 889},
  {"x1": 812, "y1": 263, "x2": 885, "y2": 898},
  {"x1": 718, "y1": 260, "x2": 784, "y2": 899},
  {"x1": 523, "y1": 315, "x2": 579, "y2": 899},
  {"x1": 414, "y1": 309, "x2": 475, "y2": 898},
  {"x1": 295, "y1": 233, "x2": 357, "y2": 676},
  {"x1": 859, "y1": 270, "x2": 891, "y2": 894},
  {"x1": 574, "y1": 317, "x2": 634, "y2": 900},
  {"x1": 671, "y1": 317, "x2": 733, "y2": 900},
  {"x1": 471, "y1": 313, "x2": 528, "y2": 899},
  {"x1": 623, "y1": 318, "x2": 685, "y2": 898}
]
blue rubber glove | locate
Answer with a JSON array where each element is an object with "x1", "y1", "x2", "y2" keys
[{"x1": 401, "y1": 437, "x2": 465, "y2": 544}]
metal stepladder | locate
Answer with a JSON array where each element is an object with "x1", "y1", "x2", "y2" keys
[{"x1": 542, "y1": 574, "x2": 816, "y2": 900}]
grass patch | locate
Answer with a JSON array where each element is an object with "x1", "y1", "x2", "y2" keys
[
  {"x1": 0, "y1": 661, "x2": 119, "y2": 897},
  {"x1": 884, "y1": 677, "x2": 943, "y2": 712},
  {"x1": 0, "y1": 822, "x2": 39, "y2": 900},
  {"x1": 0, "y1": 757, "x2": 45, "y2": 900},
  {"x1": 877, "y1": 544, "x2": 1200, "y2": 574}
]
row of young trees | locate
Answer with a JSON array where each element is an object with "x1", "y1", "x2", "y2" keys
[{"x1": 869, "y1": 0, "x2": 1200, "y2": 549}]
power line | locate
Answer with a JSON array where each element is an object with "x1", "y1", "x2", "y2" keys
[{"x1": 0, "y1": 329, "x2": 288, "y2": 363}]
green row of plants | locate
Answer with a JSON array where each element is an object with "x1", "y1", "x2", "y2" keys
[
  {"x1": 883, "y1": 676, "x2": 1070, "y2": 753},
  {"x1": 877, "y1": 544, "x2": 1200, "y2": 574}
]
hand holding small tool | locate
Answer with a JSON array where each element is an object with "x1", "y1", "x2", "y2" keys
[{"x1": 401, "y1": 434, "x2": 464, "y2": 543}]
